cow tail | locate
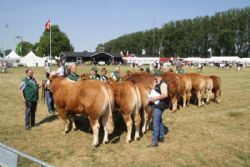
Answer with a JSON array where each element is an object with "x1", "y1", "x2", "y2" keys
[
  {"x1": 135, "y1": 85, "x2": 142, "y2": 114},
  {"x1": 106, "y1": 86, "x2": 115, "y2": 134},
  {"x1": 134, "y1": 84, "x2": 142, "y2": 126}
]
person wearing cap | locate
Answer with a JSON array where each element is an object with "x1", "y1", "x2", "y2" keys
[
  {"x1": 111, "y1": 66, "x2": 121, "y2": 81},
  {"x1": 100, "y1": 67, "x2": 108, "y2": 82},
  {"x1": 67, "y1": 64, "x2": 79, "y2": 82},
  {"x1": 20, "y1": 69, "x2": 40, "y2": 130},
  {"x1": 90, "y1": 66, "x2": 101, "y2": 80},
  {"x1": 147, "y1": 70, "x2": 168, "y2": 147}
]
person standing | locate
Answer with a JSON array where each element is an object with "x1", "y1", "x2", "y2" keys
[
  {"x1": 57, "y1": 63, "x2": 65, "y2": 77},
  {"x1": 100, "y1": 67, "x2": 108, "y2": 82},
  {"x1": 111, "y1": 66, "x2": 121, "y2": 81},
  {"x1": 90, "y1": 66, "x2": 101, "y2": 80},
  {"x1": 147, "y1": 71, "x2": 168, "y2": 147},
  {"x1": 2, "y1": 61, "x2": 7, "y2": 73},
  {"x1": 67, "y1": 64, "x2": 79, "y2": 82},
  {"x1": 44, "y1": 72, "x2": 55, "y2": 113},
  {"x1": 20, "y1": 69, "x2": 40, "y2": 130}
]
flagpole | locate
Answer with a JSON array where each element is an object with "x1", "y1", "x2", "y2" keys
[{"x1": 49, "y1": 20, "x2": 52, "y2": 72}]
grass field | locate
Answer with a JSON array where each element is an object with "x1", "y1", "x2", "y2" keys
[{"x1": 0, "y1": 65, "x2": 249, "y2": 167}]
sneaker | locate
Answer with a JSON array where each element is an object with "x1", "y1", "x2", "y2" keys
[
  {"x1": 147, "y1": 142, "x2": 158, "y2": 147},
  {"x1": 25, "y1": 127, "x2": 30, "y2": 130}
]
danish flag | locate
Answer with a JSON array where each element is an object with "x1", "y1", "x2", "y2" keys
[{"x1": 45, "y1": 19, "x2": 51, "y2": 30}]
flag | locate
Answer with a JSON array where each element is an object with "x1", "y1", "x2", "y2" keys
[{"x1": 45, "y1": 19, "x2": 51, "y2": 30}]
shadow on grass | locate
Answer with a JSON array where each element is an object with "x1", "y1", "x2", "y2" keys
[
  {"x1": 73, "y1": 112, "x2": 170, "y2": 145},
  {"x1": 36, "y1": 114, "x2": 59, "y2": 126},
  {"x1": 74, "y1": 113, "x2": 136, "y2": 144}
]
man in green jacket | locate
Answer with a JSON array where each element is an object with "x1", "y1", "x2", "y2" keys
[
  {"x1": 20, "y1": 69, "x2": 40, "y2": 130},
  {"x1": 67, "y1": 64, "x2": 79, "y2": 82}
]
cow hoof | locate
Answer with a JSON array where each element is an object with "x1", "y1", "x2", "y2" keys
[
  {"x1": 72, "y1": 128, "x2": 78, "y2": 131},
  {"x1": 142, "y1": 128, "x2": 146, "y2": 134},
  {"x1": 103, "y1": 140, "x2": 109, "y2": 144},
  {"x1": 135, "y1": 137, "x2": 140, "y2": 141},
  {"x1": 170, "y1": 110, "x2": 177, "y2": 113},
  {"x1": 63, "y1": 131, "x2": 69, "y2": 134},
  {"x1": 92, "y1": 143, "x2": 98, "y2": 147},
  {"x1": 126, "y1": 139, "x2": 132, "y2": 143}
]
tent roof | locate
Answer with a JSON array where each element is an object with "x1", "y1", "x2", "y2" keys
[
  {"x1": 21, "y1": 51, "x2": 44, "y2": 62},
  {"x1": 6, "y1": 50, "x2": 21, "y2": 59}
]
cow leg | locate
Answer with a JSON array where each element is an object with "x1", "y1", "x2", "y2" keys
[
  {"x1": 142, "y1": 109, "x2": 148, "y2": 134},
  {"x1": 182, "y1": 94, "x2": 186, "y2": 108},
  {"x1": 134, "y1": 110, "x2": 141, "y2": 141},
  {"x1": 69, "y1": 114, "x2": 77, "y2": 131},
  {"x1": 122, "y1": 114, "x2": 132, "y2": 143},
  {"x1": 197, "y1": 92, "x2": 202, "y2": 107},
  {"x1": 186, "y1": 92, "x2": 191, "y2": 107},
  {"x1": 89, "y1": 117, "x2": 100, "y2": 147},
  {"x1": 101, "y1": 113, "x2": 111, "y2": 144},
  {"x1": 57, "y1": 107, "x2": 70, "y2": 133},
  {"x1": 171, "y1": 97, "x2": 178, "y2": 112}
]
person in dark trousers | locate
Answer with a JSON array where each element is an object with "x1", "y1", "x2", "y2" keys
[
  {"x1": 147, "y1": 70, "x2": 168, "y2": 147},
  {"x1": 44, "y1": 72, "x2": 55, "y2": 113},
  {"x1": 20, "y1": 69, "x2": 40, "y2": 130}
]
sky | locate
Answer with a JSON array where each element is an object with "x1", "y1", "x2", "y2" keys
[{"x1": 0, "y1": 0, "x2": 250, "y2": 52}]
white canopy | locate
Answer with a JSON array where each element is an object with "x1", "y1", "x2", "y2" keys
[
  {"x1": 183, "y1": 57, "x2": 204, "y2": 63},
  {"x1": 21, "y1": 51, "x2": 45, "y2": 67},
  {"x1": 208, "y1": 56, "x2": 241, "y2": 63},
  {"x1": 6, "y1": 50, "x2": 21, "y2": 59}
]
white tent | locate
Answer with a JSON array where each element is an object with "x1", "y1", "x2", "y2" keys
[
  {"x1": 6, "y1": 50, "x2": 21, "y2": 59},
  {"x1": 21, "y1": 51, "x2": 45, "y2": 67},
  {"x1": 183, "y1": 57, "x2": 204, "y2": 63},
  {"x1": 240, "y1": 58, "x2": 250, "y2": 66},
  {"x1": 207, "y1": 56, "x2": 241, "y2": 63}
]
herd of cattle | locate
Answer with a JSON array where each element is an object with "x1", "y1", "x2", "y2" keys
[{"x1": 49, "y1": 71, "x2": 222, "y2": 147}]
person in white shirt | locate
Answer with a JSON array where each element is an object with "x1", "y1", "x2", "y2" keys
[{"x1": 57, "y1": 63, "x2": 65, "y2": 77}]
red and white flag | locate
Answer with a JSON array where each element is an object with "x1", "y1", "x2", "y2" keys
[{"x1": 45, "y1": 19, "x2": 51, "y2": 30}]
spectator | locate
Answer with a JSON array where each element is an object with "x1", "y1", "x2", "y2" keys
[
  {"x1": 44, "y1": 72, "x2": 55, "y2": 113},
  {"x1": 90, "y1": 66, "x2": 101, "y2": 80},
  {"x1": 67, "y1": 64, "x2": 79, "y2": 81},
  {"x1": 19, "y1": 69, "x2": 40, "y2": 130},
  {"x1": 100, "y1": 68, "x2": 108, "y2": 82},
  {"x1": 57, "y1": 63, "x2": 65, "y2": 77},
  {"x1": 111, "y1": 66, "x2": 121, "y2": 81}
]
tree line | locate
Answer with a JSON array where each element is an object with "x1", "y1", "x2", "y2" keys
[{"x1": 97, "y1": 7, "x2": 250, "y2": 58}]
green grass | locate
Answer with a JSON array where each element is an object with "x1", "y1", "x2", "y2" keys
[{"x1": 0, "y1": 65, "x2": 250, "y2": 167}]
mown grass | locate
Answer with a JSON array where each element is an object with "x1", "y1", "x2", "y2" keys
[{"x1": 0, "y1": 65, "x2": 249, "y2": 167}]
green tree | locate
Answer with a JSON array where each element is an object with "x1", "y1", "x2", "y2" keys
[
  {"x1": 99, "y1": 7, "x2": 250, "y2": 57},
  {"x1": 36, "y1": 25, "x2": 74, "y2": 57},
  {"x1": 16, "y1": 41, "x2": 34, "y2": 56}
]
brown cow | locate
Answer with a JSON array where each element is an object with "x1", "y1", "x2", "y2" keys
[
  {"x1": 162, "y1": 72, "x2": 192, "y2": 108},
  {"x1": 186, "y1": 73, "x2": 206, "y2": 107},
  {"x1": 122, "y1": 72, "x2": 180, "y2": 132},
  {"x1": 210, "y1": 75, "x2": 222, "y2": 103},
  {"x1": 108, "y1": 81, "x2": 142, "y2": 142},
  {"x1": 204, "y1": 76, "x2": 213, "y2": 103},
  {"x1": 50, "y1": 75, "x2": 114, "y2": 147}
]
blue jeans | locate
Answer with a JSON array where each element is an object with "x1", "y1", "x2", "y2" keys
[
  {"x1": 152, "y1": 107, "x2": 165, "y2": 143},
  {"x1": 45, "y1": 90, "x2": 55, "y2": 112}
]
